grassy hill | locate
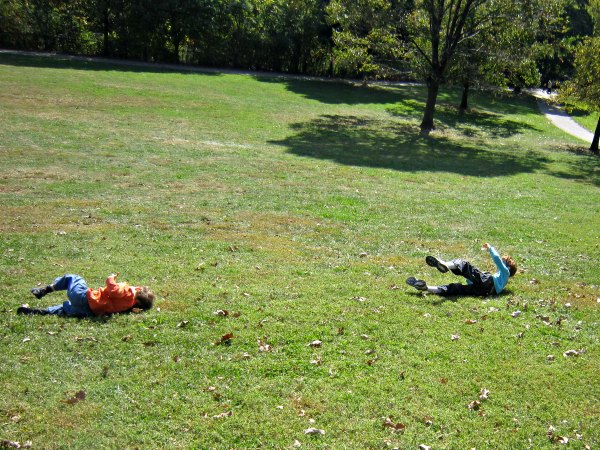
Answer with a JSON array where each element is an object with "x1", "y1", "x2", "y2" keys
[{"x1": 0, "y1": 53, "x2": 598, "y2": 449}]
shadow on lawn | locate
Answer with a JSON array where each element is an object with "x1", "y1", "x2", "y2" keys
[
  {"x1": 271, "y1": 114, "x2": 549, "y2": 178},
  {"x1": 0, "y1": 51, "x2": 223, "y2": 76},
  {"x1": 272, "y1": 114, "x2": 600, "y2": 184}
]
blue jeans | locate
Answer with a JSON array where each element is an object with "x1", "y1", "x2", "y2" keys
[{"x1": 46, "y1": 274, "x2": 94, "y2": 317}]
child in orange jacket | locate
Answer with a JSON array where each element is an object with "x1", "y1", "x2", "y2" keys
[{"x1": 18, "y1": 273, "x2": 155, "y2": 317}]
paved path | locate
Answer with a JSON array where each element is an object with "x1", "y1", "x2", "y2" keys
[{"x1": 529, "y1": 89, "x2": 594, "y2": 143}]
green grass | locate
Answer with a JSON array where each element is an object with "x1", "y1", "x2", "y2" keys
[{"x1": 0, "y1": 53, "x2": 599, "y2": 449}]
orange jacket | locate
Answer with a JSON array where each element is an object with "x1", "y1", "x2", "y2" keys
[{"x1": 87, "y1": 275, "x2": 138, "y2": 315}]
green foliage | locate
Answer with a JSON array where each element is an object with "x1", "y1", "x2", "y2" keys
[
  {"x1": 558, "y1": 36, "x2": 600, "y2": 111},
  {"x1": 326, "y1": 0, "x2": 408, "y2": 78}
]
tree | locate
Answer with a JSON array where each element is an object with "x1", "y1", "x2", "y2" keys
[
  {"x1": 328, "y1": 0, "x2": 566, "y2": 133},
  {"x1": 407, "y1": 0, "x2": 567, "y2": 133},
  {"x1": 558, "y1": 36, "x2": 600, "y2": 153}
]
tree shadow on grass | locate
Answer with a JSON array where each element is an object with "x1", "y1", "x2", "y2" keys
[
  {"x1": 255, "y1": 76, "x2": 425, "y2": 106},
  {"x1": 271, "y1": 114, "x2": 549, "y2": 178},
  {"x1": 0, "y1": 51, "x2": 223, "y2": 76}
]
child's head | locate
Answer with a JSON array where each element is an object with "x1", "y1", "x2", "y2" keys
[
  {"x1": 135, "y1": 287, "x2": 155, "y2": 310},
  {"x1": 502, "y1": 255, "x2": 518, "y2": 277}
]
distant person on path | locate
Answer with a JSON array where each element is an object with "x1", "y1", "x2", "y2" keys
[
  {"x1": 406, "y1": 243, "x2": 517, "y2": 296},
  {"x1": 18, "y1": 273, "x2": 155, "y2": 317}
]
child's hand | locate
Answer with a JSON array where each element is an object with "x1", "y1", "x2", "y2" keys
[
  {"x1": 482, "y1": 243, "x2": 490, "y2": 250},
  {"x1": 109, "y1": 272, "x2": 120, "y2": 279}
]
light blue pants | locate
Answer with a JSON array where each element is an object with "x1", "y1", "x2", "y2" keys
[{"x1": 45, "y1": 274, "x2": 94, "y2": 317}]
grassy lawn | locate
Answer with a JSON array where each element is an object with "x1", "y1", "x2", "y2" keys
[{"x1": 1, "y1": 53, "x2": 599, "y2": 449}]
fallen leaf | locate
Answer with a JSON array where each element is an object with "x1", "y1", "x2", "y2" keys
[
  {"x1": 563, "y1": 349, "x2": 583, "y2": 357},
  {"x1": 468, "y1": 400, "x2": 481, "y2": 410},
  {"x1": 214, "y1": 309, "x2": 229, "y2": 317},
  {"x1": 173, "y1": 356, "x2": 181, "y2": 363},
  {"x1": 479, "y1": 388, "x2": 490, "y2": 400},
  {"x1": 547, "y1": 355, "x2": 555, "y2": 361},
  {"x1": 366, "y1": 359, "x2": 376, "y2": 366},
  {"x1": 304, "y1": 428, "x2": 325, "y2": 435},
  {"x1": 242, "y1": 352, "x2": 251, "y2": 359},
  {"x1": 556, "y1": 436, "x2": 569, "y2": 444},
  {"x1": 529, "y1": 278, "x2": 539, "y2": 284},
  {"x1": 177, "y1": 320, "x2": 189, "y2": 328},
  {"x1": 308, "y1": 340, "x2": 322, "y2": 348},
  {"x1": 258, "y1": 340, "x2": 272, "y2": 352},
  {"x1": 465, "y1": 319, "x2": 477, "y2": 324},
  {"x1": 418, "y1": 445, "x2": 431, "y2": 450},
  {"x1": 358, "y1": 252, "x2": 368, "y2": 258},
  {"x1": 383, "y1": 417, "x2": 405, "y2": 432},
  {"x1": 131, "y1": 307, "x2": 142, "y2": 313},
  {"x1": 75, "y1": 336, "x2": 98, "y2": 342},
  {"x1": 293, "y1": 440, "x2": 302, "y2": 448},
  {"x1": 440, "y1": 377, "x2": 448, "y2": 384},
  {"x1": 22, "y1": 337, "x2": 31, "y2": 343},
  {"x1": 212, "y1": 411, "x2": 232, "y2": 419},
  {"x1": 451, "y1": 334, "x2": 460, "y2": 341},
  {"x1": 389, "y1": 284, "x2": 400, "y2": 290},
  {"x1": 122, "y1": 335, "x2": 132, "y2": 342},
  {"x1": 214, "y1": 333, "x2": 234, "y2": 346},
  {"x1": 352, "y1": 296, "x2": 367, "y2": 302},
  {"x1": 310, "y1": 356, "x2": 322, "y2": 365},
  {"x1": 364, "y1": 349, "x2": 375, "y2": 355},
  {"x1": 1, "y1": 440, "x2": 21, "y2": 449},
  {"x1": 360, "y1": 334, "x2": 369, "y2": 340},
  {"x1": 62, "y1": 389, "x2": 86, "y2": 405},
  {"x1": 511, "y1": 310, "x2": 522, "y2": 318}
]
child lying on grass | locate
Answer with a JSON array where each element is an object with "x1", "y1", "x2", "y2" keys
[
  {"x1": 406, "y1": 243, "x2": 517, "y2": 296},
  {"x1": 18, "y1": 273, "x2": 155, "y2": 317}
]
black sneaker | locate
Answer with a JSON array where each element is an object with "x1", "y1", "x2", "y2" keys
[
  {"x1": 406, "y1": 277, "x2": 427, "y2": 291},
  {"x1": 31, "y1": 285, "x2": 51, "y2": 299},
  {"x1": 426, "y1": 256, "x2": 449, "y2": 273},
  {"x1": 17, "y1": 306, "x2": 49, "y2": 315}
]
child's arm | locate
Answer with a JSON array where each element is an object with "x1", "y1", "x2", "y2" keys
[
  {"x1": 106, "y1": 273, "x2": 120, "y2": 287},
  {"x1": 485, "y1": 244, "x2": 510, "y2": 277}
]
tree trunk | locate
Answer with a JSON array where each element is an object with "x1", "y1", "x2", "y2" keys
[
  {"x1": 459, "y1": 82, "x2": 469, "y2": 113},
  {"x1": 591, "y1": 115, "x2": 600, "y2": 154},
  {"x1": 420, "y1": 78, "x2": 440, "y2": 134}
]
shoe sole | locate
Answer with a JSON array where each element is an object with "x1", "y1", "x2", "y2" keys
[
  {"x1": 406, "y1": 277, "x2": 427, "y2": 290},
  {"x1": 426, "y1": 256, "x2": 448, "y2": 273}
]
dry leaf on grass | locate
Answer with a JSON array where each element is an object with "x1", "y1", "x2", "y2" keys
[
  {"x1": 177, "y1": 320, "x2": 189, "y2": 328},
  {"x1": 214, "y1": 333, "x2": 234, "y2": 346},
  {"x1": 212, "y1": 411, "x2": 232, "y2": 419},
  {"x1": 465, "y1": 319, "x2": 478, "y2": 324},
  {"x1": 451, "y1": 334, "x2": 460, "y2": 341},
  {"x1": 308, "y1": 340, "x2": 322, "y2": 348},
  {"x1": 304, "y1": 428, "x2": 325, "y2": 435},
  {"x1": 418, "y1": 445, "x2": 431, "y2": 450},
  {"x1": 479, "y1": 388, "x2": 490, "y2": 400},
  {"x1": 1, "y1": 440, "x2": 31, "y2": 449},
  {"x1": 383, "y1": 417, "x2": 405, "y2": 432},
  {"x1": 214, "y1": 309, "x2": 229, "y2": 317},
  {"x1": 62, "y1": 389, "x2": 86, "y2": 405},
  {"x1": 258, "y1": 340, "x2": 272, "y2": 352},
  {"x1": 563, "y1": 349, "x2": 584, "y2": 357},
  {"x1": 468, "y1": 400, "x2": 481, "y2": 410}
]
